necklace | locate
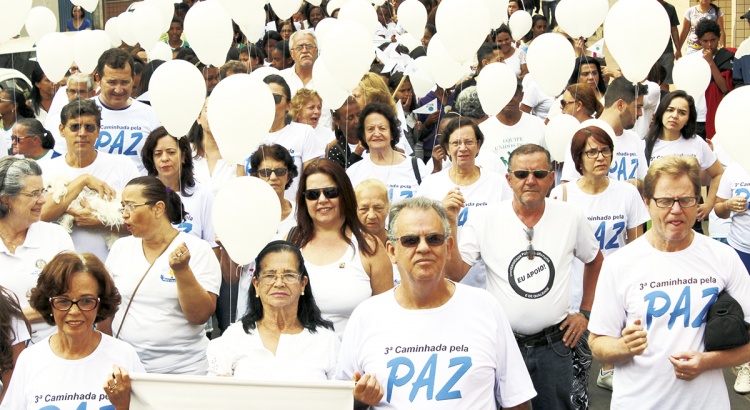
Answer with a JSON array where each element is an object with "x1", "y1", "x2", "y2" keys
[{"x1": 1, "y1": 233, "x2": 25, "y2": 252}]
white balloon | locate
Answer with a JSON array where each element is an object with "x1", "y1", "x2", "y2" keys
[
  {"x1": 248, "y1": 66, "x2": 280, "y2": 82},
  {"x1": 73, "y1": 31, "x2": 110, "y2": 75},
  {"x1": 149, "y1": 60, "x2": 207, "y2": 137},
  {"x1": 526, "y1": 33, "x2": 576, "y2": 97},
  {"x1": 485, "y1": 0, "x2": 504, "y2": 30},
  {"x1": 213, "y1": 177, "x2": 282, "y2": 265},
  {"x1": 36, "y1": 33, "x2": 74, "y2": 83},
  {"x1": 207, "y1": 74, "x2": 276, "y2": 166},
  {"x1": 79, "y1": 0, "x2": 99, "y2": 13},
  {"x1": 133, "y1": 3, "x2": 165, "y2": 52},
  {"x1": 269, "y1": 0, "x2": 303, "y2": 21},
  {"x1": 398, "y1": 32, "x2": 421, "y2": 52},
  {"x1": 0, "y1": 0, "x2": 32, "y2": 44},
  {"x1": 426, "y1": 34, "x2": 465, "y2": 89},
  {"x1": 397, "y1": 0, "x2": 427, "y2": 39},
  {"x1": 314, "y1": 18, "x2": 338, "y2": 52},
  {"x1": 308, "y1": 0, "x2": 322, "y2": 5},
  {"x1": 327, "y1": 0, "x2": 346, "y2": 16},
  {"x1": 184, "y1": 1, "x2": 234, "y2": 68},
  {"x1": 545, "y1": 114, "x2": 581, "y2": 162},
  {"x1": 148, "y1": 42, "x2": 173, "y2": 62},
  {"x1": 145, "y1": 0, "x2": 175, "y2": 33},
  {"x1": 498, "y1": 0, "x2": 510, "y2": 24},
  {"x1": 476, "y1": 62, "x2": 517, "y2": 117},
  {"x1": 408, "y1": 57, "x2": 435, "y2": 99},
  {"x1": 555, "y1": 0, "x2": 608, "y2": 39},
  {"x1": 604, "y1": 0, "x2": 670, "y2": 83},
  {"x1": 312, "y1": 59, "x2": 350, "y2": 110},
  {"x1": 339, "y1": 0, "x2": 379, "y2": 36},
  {"x1": 104, "y1": 17, "x2": 122, "y2": 47},
  {"x1": 435, "y1": 0, "x2": 490, "y2": 63},
  {"x1": 672, "y1": 54, "x2": 711, "y2": 99},
  {"x1": 372, "y1": 0, "x2": 387, "y2": 6},
  {"x1": 237, "y1": 5, "x2": 267, "y2": 44},
  {"x1": 508, "y1": 10, "x2": 532, "y2": 42},
  {"x1": 117, "y1": 12, "x2": 139, "y2": 47},
  {"x1": 321, "y1": 20, "x2": 374, "y2": 92},
  {"x1": 25, "y1": 7, "x2": 57, "y2": 43},
  {"x1": 714, "y1": 87, "x2": 750, "y2": 171}
]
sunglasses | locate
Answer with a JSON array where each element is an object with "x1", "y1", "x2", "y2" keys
[
  {"x1": 303, "y1": 187, "x2": 340, "y2": 201},
  {"x1": 67, "y1": 123, "x2": 98, "y2": 133},
  {"x1": 256, "y1": 168, "x2": 288, "y2": 177},
  {"x1": 272, "y1": 94, "x2": 285, "y2": 104},
  {"x1": 509, "y1": 169, "x2": 551, "y2": 179},
  {"x1": 393, "y1": 233, "x2": 446, "y2": 247},
  {"x1": 524, "y1": 227, "x2": 535, "y2": 260}
]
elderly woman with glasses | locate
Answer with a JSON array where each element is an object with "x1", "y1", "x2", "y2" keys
[
  {"x1": 0, "y1": 157, "x2": 74, "y2": 344},
  {"x1": 1, "y1": 252, "x2": 143, "y2": 409},
  {"x1": 207, "y1": 241, "x2": 339, "y2": 380}
]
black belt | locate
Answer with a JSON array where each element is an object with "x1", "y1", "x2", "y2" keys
[{"x1": 514, "y1": 321, "x2": 566, "y2": 348}]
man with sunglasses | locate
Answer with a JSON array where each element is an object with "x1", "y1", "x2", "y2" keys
[
  {"x1": 446, "y1": 144, "x2": 603, "y2": 410},
  {"x1": 40, "y1": 99, "x2": 139, "y2": 262},
  {"x1": 588, "y1": 156, "x2": 750, "y2": 409},
  {"x1": 336, "y1": 197, "x2": 536, "y2": 409}
]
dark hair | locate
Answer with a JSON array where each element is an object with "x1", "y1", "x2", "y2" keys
[
  {"x1": 387, "y1": 72, "x2": 417, "y2": 111},
  {"x1": 137, "y1": 60, "x2": 165, "y2": 97},
  {"x1": 30, "y1": 252, "x2": 121, "y2": 325},
  {"x1": 30, "y1": 65, "x2": 47, "y2": 117},
  {"x1": 0, "y1": 87, "x2": 34, "y2": 119},
  {"x1": 220, "y1": 60, "x2": 247, "y2": 78},
  {"x1": 476, "y1": 42, "x2": 501, "y2": 69},
  {"x1": 524, "y1": 15, "x2": 548, "y2": 42},
  {"x1": 696, "y1": 18, "x2": 721, "y2": 40},
  {"x1": 274, "y1": 40, "x2": 292, "y2": 61},
  {"x1": 306, "y1": 6, "x2": 328, "y2": 28},
  {"x1": 175, "y1": 3, "x2": 189, "y2": 13},
  {"x1": 440, "y1": 117, "x2": 485, "y2": 155},
  {"x1": 263, "y1": 74, "x2": 292, "y2": 102},
  {"x1": 508, "y1": 144, "x2": 552, "y2": 170},
  {"x1": 96, "y1": 48, "x2": 135, "y2": 79},
  {"x1": 409, "y1": 45, "x2": 427, "y2": 59},
  {"x1": 141, "y1": 127, "x2": 196, "y2": 196},
  {"x1": 356, "y1": 102, "x2": 401, "y2": 151},
  {"x1": 571, "y1": 126, "x2": 614, "y2": 174},
  {"x1": 603, "y1": 77, "x2": 648, "y2": 108},
  {"x1": 71, "y1": 5, "x2": 84, "y2": 18},
  {"x1": 15, "y1": 118, "x2": 55, "y2": 149},
  {"x1": 0, "y1": 157, "x2": 42, "y2": 218},
  {"x1": 643, "y1": 90, "x2": 697, "y2": 165},
  {"x1": 170, "y1": 17, "x2": 183, "y2": 28},
  {"x1": 493, "y1": 24, "x2": 512, "y2": 41},
  {"x1": 124, "y1": 176, "x2": 187, "y2": 224},
  {"x1": 249, "y1": 144, "x2": 299, "y2": 190},
  {"x1": 570, "y1": 56, "x2": 607, "y2": 95},
  {"x1": 240, "y1": 241, "x2": 333, "y2": 333},
  {"x1": 60, "y1": 98, "x2": 101, "y2": 128},
  {"x1": 262, "y1": 31, "x2": 283, "y2": 49},
  {"x1": 0, "y1": 286, "x2": 29, "y2": 372},
  {"x1": 289, "y1": 158, "x2": 376, "y2": 256},
  {"x1": 245, "y1": 44, "x2": 266, "y2": 61}
]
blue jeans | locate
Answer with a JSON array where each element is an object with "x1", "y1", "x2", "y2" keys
[
  {"x1": 543, "y1": 1, "x2": 560, "y2": 30},
  {"x1": 734, "y1": 247, "x2": 750, "y2": 274},
  {"x1": 519, "y1": 338, "x2": 574, "y2": 410}
]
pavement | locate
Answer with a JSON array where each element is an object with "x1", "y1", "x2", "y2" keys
[{"x1": 588, "y1": 360, "x2": 750, "y2": 409}]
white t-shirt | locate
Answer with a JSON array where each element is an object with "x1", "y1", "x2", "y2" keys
[
  {"x1": 589, "y1": 234, "x2": 750, "y2": 410},
  {"x1": 94, "y1": 97, "x2": 161, "y2": 175},
  {"x1": 562, "y1": 129, "x2": 647, "y2": 182},
  {"x1": 314, "y1": 124, "x2": 335, "y2": 147},
  {"x1": 550, "y1": 180, "x2": 650, "y2": 310},
  {"x1": 0, "y1": 222, "x2": 74, "y2": 344},
  {"x1": 521, "y1": 74, "x2": 554, "y2": 120},
  {"x1": 0, "y1": 333, "x2": 145, "y2": 410},
  {"x1": 717, "y1": 164, "x2": 750, "y2": 253},
  {"x1": 41, "y1": 153, "x2": 140, "y2": 262},
  {"x1": 459, "y1": 200, "x2": 600, "y2": 334},
  {"x1": 633, "y1": 80, "x2": 661, "y2": 139},
  {"x1": 684, "y1": 6, "x2": 723, "y2": 55},
  {"x1": 176, "y1": 182, "x2": 217, "y2": 247},
  {"x1": 207, "y1": 321, "x2": 340, "y2": 380},
  {"x1": 29, "y1": 149, "x2": 62, "y2": 169},
  {"x1": 417, "y1": 168, "x2": 512, "y2": 288},
  {"x1": 476, "y1": 113, "x2": 546, "y2": 173},
  {"x1": 645, "y1": 136, "x2": 717, "y2": 170},
  {"x1": 106, "y1": 232, "x2": 221, "y2": 374},
  {"x1": 191, "y1": 154, "x2": 236, "y2": 196},
  {"x1": 347, "y1": 155, "x2": 427, "y2": 203},
  {"x1": 44, "y1": 86, "x2": 69, "y2": 155},
  {"x1": 335, "y1": 284, "x2": 537, "y2": 409},
  {"x1": 505, "y1": 48, "x2": 526, "y2": 77}
]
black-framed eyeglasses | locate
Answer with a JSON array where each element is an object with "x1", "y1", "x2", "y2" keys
[
  {"x1": 303, "y1": 187, "x2": 340, "y2": 201},
  {"x1": 18, "y1": 188, "x2": 47, "y2": 200},
  {"x1": 272, "y1": 94, "x2": 285, "y2": 104},
  {"x1": 11, "y1": 135, "x2": 32, "y2": 143},
  {"x1": 560, "y1": 100, "x2": 575, "y2": 109},
  {"x1": 119, "y1": 202, "x2": 155, "y2": 213},
  {"x1": 524, "y1": 227, "x2": 535, "y2": 260},
  {"x1": 49, "y1": 297, "x2": 100, "y2": 311},
  {"x1": 651, "y1": 196, "x2": 699, "y2": 209},
  {"x1": 293, "y1": 44, "x2": 317, "y2": 51},
  {"x1": 392, "y1": 233, "x2": 446, "y2": 248},
  {"x1": 256, "y1": 168, "x2": 288, "y2": 178},
  {"x1": 67, "y1": 123, "x2": 98, "y2": 133},
  {"x1": 257, "y1": 272, "x2": 302, "y2": 285},
  {"x1": 583, "y1": 148, "x2": 613, "y2": 159},
  {"x1": 509, "y1": 169, "x2": 551, "y2": 179}
]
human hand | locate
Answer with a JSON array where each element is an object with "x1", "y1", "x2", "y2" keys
[
  {"x1": 103, "y1": 365, "x2": 132, "y2": 410},
  {"x1": 169, "y1": 242, "x2": 191, "y2": 272},
  {"x1": 675, "y1": 49, "x2": 682, "y2": 60},
  {"x1": 68, "y1": 200, "x2": 102, "y2": 228},
  {"x1": 620, "y1": 319, "x2": 648, "y2": 356},
  {"x1": 727, "y1": 196, "x2": 748, "y2": 213},
  {"x1": 442, "y1": 188, "x2": 465, "y2": 224},
  {"x1": 560, "y1": 312, "x2": 588, "y2": 348},
  {"x1": 697, "y1": 203, "x2": 710, "y2": 221},
  {"x1": 703, "y1": 49, "x2": 715, "y2": 65},
  {"x1": 669, "y1": 351, "x2": 706, "y2": 381},
  {"x1": 423, "y1": 111, "x2": 440, "y2": 128},
  {"x1": 432, "y1": 145, "x2": 446, "y2": 162},
  {"x1": 352, "y1": 371, "x2": 383, "y2": 406},
  {"x1": 85, "y1": 176, "x2": 116, "y2": 201}
]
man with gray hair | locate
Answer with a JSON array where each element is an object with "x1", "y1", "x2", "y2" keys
[
  {"x1": 281, "y1": 29, "x2": 332, "y2": 128},
  {"x1": 335, "y1": 197, "x2": 536, "y2": 409},
  {"x1": 454, "y1": 86, "x2": 488, "y2": 122},
  {"x1": 45, "y1": 73, "x2": 97, "y2": 155}
]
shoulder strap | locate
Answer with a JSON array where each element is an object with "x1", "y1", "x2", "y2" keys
[
  {"x1": 411, "y1": 156, "x2": 422, "y2": 185},
  {"x1": 562, "y1": 183, "x2": 567, "y2": 202},
  {"x1": 286, "y1": 226, "x2": 298, "y2": 242}
]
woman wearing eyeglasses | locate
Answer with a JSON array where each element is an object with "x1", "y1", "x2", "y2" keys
[
  {"x1": 643, "y1": 90, "x2": 724, "y2": 223},
  {"x1": 289, "y1": 158, "x2": 392, "y2": 338},
  {"x1": 0, "y1": 157, "x2": 74, "y2": 344},
  {"x1": 207, "y1": 241, "x2": 339, "y2": 380},
  {"x1": 11, "y1": 119, "x2": 60, "y2": 166},
  {"x1": 1, "y1": 252, "x2": 143, "y2": 409},
  {"x1": 239, "y1": 75, "x2": 324, "y2": 203},
  {"x1": 550, "y1": 126, "x2": 649, "y2": 399},
  {"x1": 101, "y1": 177, "x2": 221, "y2": 374},
  {"x1": 558, "y1": 83, "x2": 604, "y2": 123},
  {"x1": 0, "y1": 88, "x2": 35, "y2": 156}
]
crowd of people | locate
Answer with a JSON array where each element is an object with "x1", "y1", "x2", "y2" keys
[{"x1": 0, "y1": 0, "x2": 749, "y2": 409}]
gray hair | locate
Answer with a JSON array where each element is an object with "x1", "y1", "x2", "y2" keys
[
  {"x1": 454, "y1": 86, "x2": 485, "y2": 119},
  {"x1": 67, "y1": 73, "x2": 94, "y2": 91},
  {"x1": 60, "y1": 98, "x2": 102, "y2": 128},
  {"x1": 508, "y1": 143, "x2": 552, "y2": 171},
  {"x1": 289, "y1": 29, "x2": 317, "y2": 50},
  {"x1": 387, "y1": 197, "x2": 451, "y2": 243},
  {"x1": 0, "y1": 157, "x2": 42, "y2": 218}
]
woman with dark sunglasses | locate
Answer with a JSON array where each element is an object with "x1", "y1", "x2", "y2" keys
[
  {"x1": 287, "y1": 158, "x2": 392, "y2": 338},
  {"x1": 238, "y1": 75, "x2": 324, "y2": 204}
]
